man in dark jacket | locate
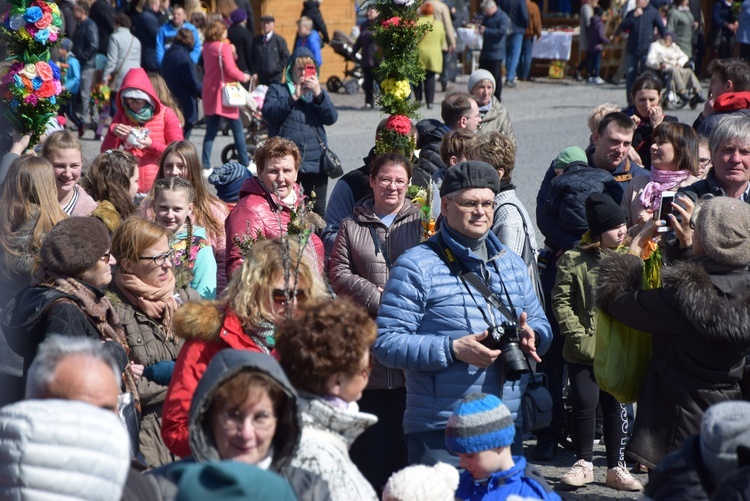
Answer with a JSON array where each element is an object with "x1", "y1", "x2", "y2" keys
[
  {"x1": 132, "y1": 0, "x2": 162, "y2": 71},
  {"x1": 160, "y1": 29, "x2": 202, "y2": 139},
  {"x1": 479, "y1": 0, "x2": 511, "y2": 101},
  {"x1": 532, "y1": 111, "x2": 646, "y2": 462},
  {"x1": 497, "y1": 0, "x2": 528, "y2": 87},
  {"x1": 251, "y1": 16, "x2": 290, "y2": 86},
  {"x1": 616, "y1": 0, "x2": 666, "y2": 103},
  {"x1": 88, "y1": 0, "x2": 115, "y2": 56},
  {"x1": 227, "y1": 9, "x2": 254, "y2": 85},
  {"x1": 72, "y1": 1, "x2": 98, "y2": 126},
  {"x1": 57, "y1": 0, "x2": 77, "y2": 38}
]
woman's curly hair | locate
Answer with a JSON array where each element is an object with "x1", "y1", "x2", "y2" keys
[{"x1": 275, "y1": 298, "x2": 377, "y2": 396}]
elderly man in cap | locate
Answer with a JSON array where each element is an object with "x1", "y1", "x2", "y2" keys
[
  {"x1": 374, "y1": 161, "x2": 552, "y2": 467},
  {"x1": 251, "y1": 15, "x2": 290, "y2": 86}
]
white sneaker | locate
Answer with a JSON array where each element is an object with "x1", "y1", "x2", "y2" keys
[
  {"x1": 606, "y1": 462, "x2": 643, "y2": 491},
  {"x1": 561, "y1": 459, "x2": 594, "y2": 487},
  {"x1": 594, "y1": 77, "x2": 605, "y2": 85},
  {"x1": 586, "y1": 77, "x2": 594, "y2": 84}
]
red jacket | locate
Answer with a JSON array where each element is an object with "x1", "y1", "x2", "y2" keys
[
  {"x1": 101, "y1": 68, "x2": 184, "y2": 193},
  {"x1": 161, "y1": 302, "x2": 264, "y2": 458},
  {"x1": 713, "y1": 91, "x2": 750, "y2": 113},
  {"x1": 224, "y1": 176, "x2": 325, "y2": 279}
]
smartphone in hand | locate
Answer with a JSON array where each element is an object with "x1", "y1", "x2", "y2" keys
[
  {"x1": 304, "y1": 64, "x2": 316, "y2": 79},
  {"x1": 656, "y1": 191, "x2": 675, "y2": 232}
]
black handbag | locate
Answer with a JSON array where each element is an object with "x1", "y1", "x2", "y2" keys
[
  {"x1": 522, "y1": 371, "x2": 554, "y2": 432},
  {"x1": 313, "y1": 128, "x2": 343, "y2": 178}
]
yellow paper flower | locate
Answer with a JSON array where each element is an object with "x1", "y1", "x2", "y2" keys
[{"x1": 382, "y1": 78, "x2": 411, "y2": 100}]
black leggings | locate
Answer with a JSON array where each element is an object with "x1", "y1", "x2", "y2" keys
[
  {"x1": 413, "y1": 71, "x2": 437, "y2": 106},
  {"x1": 568, "y1": 363, "x2": 628, "y2": 468}
]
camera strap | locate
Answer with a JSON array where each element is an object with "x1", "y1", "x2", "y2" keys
[{"x1": 427, "y1": 234, "x2": 518, "y2": 326}]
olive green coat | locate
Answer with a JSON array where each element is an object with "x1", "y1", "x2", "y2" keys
[
  {"x1": 109, "y1": 284, "x2": 197, "y2": 468},
  {"x1": 417, "y1": 16, "x2": 446, "y2": 73}
]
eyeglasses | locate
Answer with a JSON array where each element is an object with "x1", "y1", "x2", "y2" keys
[
  {"x1": 375, "y1": 176, "x2": 408, "y2": 189},
  {"x1": 217, "y1": 409, "x2": 277, "y2": 432},
  {"x1": 100, "y1": 252, "x2": 112, "y2": 262},
  {"x1": 272, "y1": 288, "x2": 307, "y2": 305},
  {"x1": 452, "y1": 199, "x2": 496, "y2": 212},
  {"x1": 699, "y1": 157, "x2": 712, "y2": 167},
  {"x1": 139, "y1": 249, "x2": 175, "y2": 266}
]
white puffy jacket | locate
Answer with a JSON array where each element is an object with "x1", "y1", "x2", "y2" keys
[
  {"x1": 646, "y1": 40, "x2": 689, "y2": 71},
  {"x1": 0, "y1": 399, "x2": 131, "y2": 501}
]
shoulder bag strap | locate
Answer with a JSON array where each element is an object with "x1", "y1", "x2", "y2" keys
[
  {"x1": 112, "y1": 34, "x2": 134, "y2": 82},
  {"x1": 218, "y1": 43, "x2": 225, "y2": 84},
  {"x1": 368, "y1": 225, "x2": 390, "y2": 270}
]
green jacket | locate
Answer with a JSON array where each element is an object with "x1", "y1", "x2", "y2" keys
[{"x1": 552, "y1": 241, "x2": 624, "y2": 365}]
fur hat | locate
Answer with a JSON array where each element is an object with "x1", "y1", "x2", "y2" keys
[
  {"x1": 468, "y1": 69, "x2": 496, "y2": 94},
  {"x1": 440, "y1": 161, "x2": 501, "y2": 198},
  {"x1": 445, "y1": 393, "x2": 515, "y2": 454},
  {"x1": 700, "y1": 401, "x2": 750, "y2": 484},
  {"x1": 40, "y1": 217, "x2": 111, "y2": 277},
  {"x1": 208, "y1": 162, "x2": 252, "y2": 203},
  {"x1": 585, "y1": 192, "x2": 626, "y2": 237},
  {"x1": 382, "y1": 462, "x2": 459, "y2": 501},
  {"x1": 695, "y1": 197, "x2": 750, "y2": 267},
  {"x1": 229, "y1": 8, "x2": 247, "y2": 24},
  {"x1": 555, "y1": 146, "x2": 589, "y2": 171}
]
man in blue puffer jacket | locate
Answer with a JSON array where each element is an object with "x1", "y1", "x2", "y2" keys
[{"x1": 375, "y1": 161, "x2": 552, "y2": 468}]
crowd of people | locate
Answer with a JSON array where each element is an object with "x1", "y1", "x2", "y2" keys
[{"x1": 3, "y1": 0, "x2": 750, "y2": 499}]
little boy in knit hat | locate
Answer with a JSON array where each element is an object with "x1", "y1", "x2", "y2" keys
[{"x1": 446, "y1": 393, "x2": 560, "y2": 501}]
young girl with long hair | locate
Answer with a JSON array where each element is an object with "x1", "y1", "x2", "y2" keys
[
  {"x1": 41, "y1": 131, "x2": 98, "y2": 216},
  {"x1": 80, "y1": 150, "x2": 140, "y2": 221},
  {"x1": 143, "y1": 141, "x2": 229, "y2": 291},
  {"x1": 150, "y1": 177, "x2": 217, "y2": 299}
]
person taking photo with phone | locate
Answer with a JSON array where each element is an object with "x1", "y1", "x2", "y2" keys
[{"x1": 262, "y1": 47, "x2": 338, "y2": 216}]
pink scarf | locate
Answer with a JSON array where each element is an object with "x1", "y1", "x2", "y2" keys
[{"x1": 639, "y1": 168, "x2": 690, "y2": 211}]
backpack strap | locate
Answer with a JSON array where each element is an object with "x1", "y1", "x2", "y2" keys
[{"x1": 612, "y1": 159, "x2": 633, "y2": 184}]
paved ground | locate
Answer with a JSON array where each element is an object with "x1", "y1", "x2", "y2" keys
[{"x1": 80, "y1": 74, "x2": 702, "y2": 498}]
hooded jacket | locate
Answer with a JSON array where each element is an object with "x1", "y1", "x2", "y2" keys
[
  {"x1": 694, "y1": 91, "x2": 750, "y2": 136},
  {"x1": 596, "y1": 254, "x2": 750, "y2": 468},
  {"x1": 160, "y1": 301, "x2": 269, "y2": 458},
  {"x1": 262, "y1": 47, "x2": 338, "y2": 175},
  {"x1": 101, "y1": 68, "x2": 184, "y2": 193},
  {"x1": 0, "y1": 399, "x2": 131, "y2": 501},
  {"x1": 224, "y1": 176, "x2": 325, "y2": 279},
  {"x1": 149, "y1": 350, "x2": 330, "y2": 501}
]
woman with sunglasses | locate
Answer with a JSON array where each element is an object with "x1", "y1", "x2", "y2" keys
[
  {"x1": 108, "y1": 216, "x2": 200, "y2": 468},
  {"x1": 328, "y1": 151, "x2": 421, "y2": 492},
  {"x1": 161, "y1": 237, "x2": 328, "y2": 459}
]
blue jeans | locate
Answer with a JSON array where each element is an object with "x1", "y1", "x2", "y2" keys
[
  {"x1": 588, "y1": 51, "x2": 602, "y2": 78},
  {"x1": 202, "y1": 114, "x2": 248, "y2": 169},
  {"x1": 505, "y1": 32, "x2": 524, "y2": 82},
  {"x1": 519, "y1": 36, "x2": 534, "y2": 80},
  {"x1": 626, "y1": 51, "x2": 648, "y2": 104}
]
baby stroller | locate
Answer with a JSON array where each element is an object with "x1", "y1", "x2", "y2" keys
[
  {"x1": 326, "y1": 30, "x2": 364, "y2": 94},
  {"x1": 221, "y1": 85, "x2": 269, "y2": 165}
]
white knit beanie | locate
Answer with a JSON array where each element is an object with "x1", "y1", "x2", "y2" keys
[
  {"x1": 382, "y1": 462, "x2": 459, "y2": 501},
  {"x1": 700, "y1": 401, "x2": 750, "y2": 484},
  {"x1": 468, "y1": 69, "x2": 496, "y2": 94}
]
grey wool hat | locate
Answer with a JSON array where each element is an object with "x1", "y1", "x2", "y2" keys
[
  {"x1": 695, "y1": 197, "x2": 750, "y2": 267},
  {"x1": 440, "y1": 161, "x2": 501, "y2": 198},
  {"x1": 700, "y1": 401, "x2": 750, "y2": 484},
  {"x1": 468, "y1": 69, "x2": 496, "y2": 94},
  {"x1": 40, "y1": 217, "x2": 111, "y2": 277}
]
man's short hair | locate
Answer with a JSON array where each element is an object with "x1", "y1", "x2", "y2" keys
[
  {"x1": 442, "y1": 92, "x2": 475, "y2": 129},
  {"x1": 596, "y1": 111, "x2": 636, "y2": 136},
  {"x1": 465, "y1": 132, "x2": 517, "y2": 182},
  {"x1": 709, "y1": 114, "x2": 750, "y2": 159},
  {"x1": 115, "y1": 12, "x2": 131, "y2": 28},
  {"x1": 75, "y1": 1, "x2": 89, "y2": 14},
  {"x1": 708, "y1": 59, "x2": 750, "y2": 92},
  {"x1": 439, "y1": 129, "x2": 480, "y2": 166},
  {"x1": 25, "y1": 335, "x2": 120, "y2": 399}
]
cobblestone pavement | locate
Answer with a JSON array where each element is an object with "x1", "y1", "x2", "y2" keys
[{"x1": 523, "y1": 438, "x2": 646, "y2": 500}]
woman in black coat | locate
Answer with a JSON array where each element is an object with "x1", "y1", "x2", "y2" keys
[
  {"x1": 160, "y1": 28, "x2": 202, "y2": 139},
  {"x1": 227, "y1": 8, "x2": 254, "y2": 86},
  {"x1": 595, "y1": 197, "x2": 750, "y2": 470}
]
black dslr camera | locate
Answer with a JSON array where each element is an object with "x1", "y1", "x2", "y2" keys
[{"x1": 480, "y1": 322, "x2": 530, "y2": 381}]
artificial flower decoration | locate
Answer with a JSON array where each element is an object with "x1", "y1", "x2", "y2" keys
[{"x1": 1, "y1": 0, "x2": 64, "y2": 144}]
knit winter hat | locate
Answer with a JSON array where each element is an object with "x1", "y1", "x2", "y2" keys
[
  {"x1": 585, "y1": 192, "x2": 626, "y2": 237},
  {"x1": 229, "y1": 8, "x2": 247, "y2": 24},
  {"x1": 60, "y1": 38, "x2": 73, "y2": 52},
  {"x1": 695, "y1": 197, "x2": 750, "y2": 267},
  {"x1": 440, "y1": 161, "x2": 501, "y2": 198},
  {"x1": 382, "y1": 462, "x2": 459, "y2": 501},
  {"x1": 445, "y1": 393, "x2": 515, "y2": 454},
  {"x1": 40, "y1": 217, "x2": 111, "y2": 277},
  {"x1": 555, "y1": 146, "x2": 589, "y2": 171},
  {"x1": 208, "y1": 162, "x2": 252, "y2": 203},
  {"x1": 468, "y1": 69, "x2": 496, "y2": 94},
  {"x1": 700, "y1": 401, "x2": 750, "y2": 484}
]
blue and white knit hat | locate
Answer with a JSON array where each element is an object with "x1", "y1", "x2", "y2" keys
[{"x1": 445, "y1": 393, "x2": 515, "y2": 454}]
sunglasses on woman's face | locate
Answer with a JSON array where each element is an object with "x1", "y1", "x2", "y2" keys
[{"x1": 272, "y1": 288, "x2": 307, "y2": 305}]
